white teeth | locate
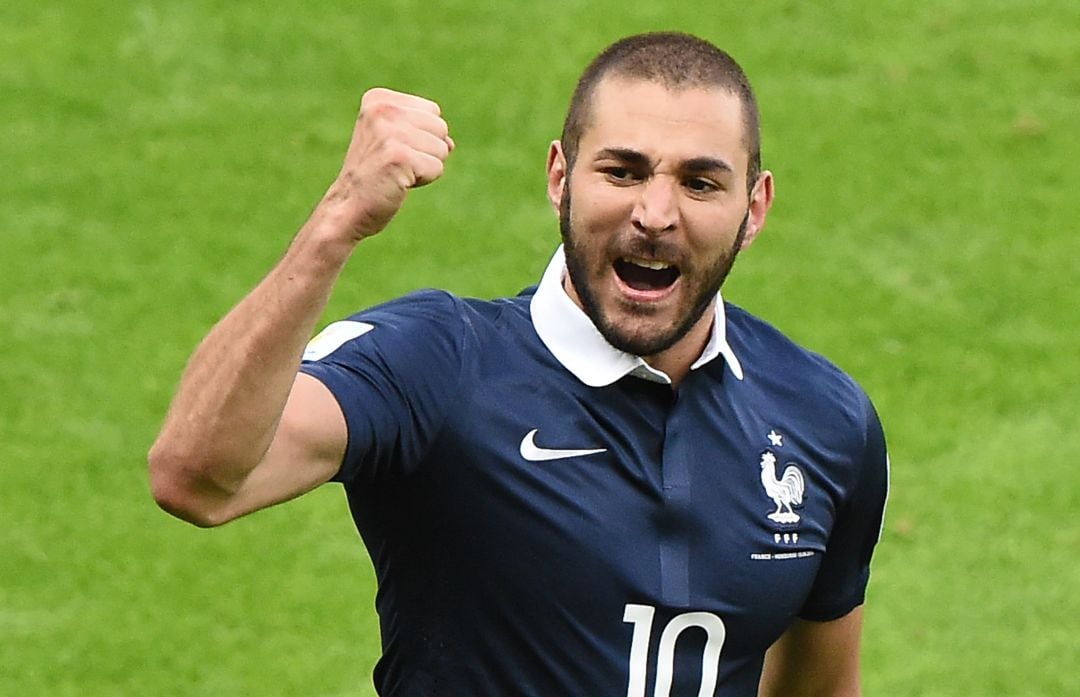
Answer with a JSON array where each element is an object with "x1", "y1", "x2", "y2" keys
[{"x1": 624, "y1": 257, "x2": 671, "y2": 270}]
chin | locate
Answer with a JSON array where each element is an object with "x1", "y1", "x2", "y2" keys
[{"x1": 597, "y1": 318, "x2": 684, "y2": 358}]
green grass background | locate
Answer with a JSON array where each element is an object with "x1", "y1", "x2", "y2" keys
[{"x1": 2, "y1": 1, "x2": 1077, "y2": 695}]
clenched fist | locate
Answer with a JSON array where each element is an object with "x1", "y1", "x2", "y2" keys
[{"x1": 322, "y1": 88, "x2": 454, "y2": 241}]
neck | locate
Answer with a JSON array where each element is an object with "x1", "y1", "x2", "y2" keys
[
  {"x1": 643, "y1": 308, "x2": 714, "y2": 388},
  {"x1": 560, "y1": 272, "x2": 717, "y2": 388}
]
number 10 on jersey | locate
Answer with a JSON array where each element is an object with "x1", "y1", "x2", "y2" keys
[{"x1": 623, "y1": 603, "x2": 728, "y2": 697}]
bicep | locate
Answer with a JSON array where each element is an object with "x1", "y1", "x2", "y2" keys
[
  {"x1": 758, "y1": 606, "x2": 864, "y2": 697},
  {"x1": 220, "y1": 373, "x2": 347, "y2": 521}
]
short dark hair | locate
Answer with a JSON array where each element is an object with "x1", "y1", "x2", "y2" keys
[{"x1": 560, "y1": 32, "x2": 762, "y2": 191}]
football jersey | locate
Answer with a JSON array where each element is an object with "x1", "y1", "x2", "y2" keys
[{"x1": 299, "y1": 246, "x2": 889, "y2": 696}]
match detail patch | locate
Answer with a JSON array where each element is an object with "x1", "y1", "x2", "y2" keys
[{"x1": 303, "y1": 321, "x2": 374, "y2": 361}]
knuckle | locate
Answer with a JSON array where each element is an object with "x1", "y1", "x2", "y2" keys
[
  {"x1": 363, "y1": 100, "x2": 402, "y2": 123},
  {"x1": 360, "y1": 86, "x2": 393, "y2": 105}
]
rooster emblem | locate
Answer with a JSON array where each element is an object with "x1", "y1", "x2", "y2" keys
[{"x1": 759, "y1": 451, "x2": 805, "y2": 524}]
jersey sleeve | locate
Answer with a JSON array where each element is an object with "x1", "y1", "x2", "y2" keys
[
  {"x1": 298, "y1": 290, "x2": 471, "y2": 484},
  {"x1": 798, "y1": 390, "x2": 889, "y2": 621}
]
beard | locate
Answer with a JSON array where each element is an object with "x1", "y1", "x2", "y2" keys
[{"x1": 559, "y1": 184, "x2": 747, "y2": 358}]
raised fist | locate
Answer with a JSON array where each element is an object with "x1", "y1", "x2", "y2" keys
[{"x1": 323, "y1": 88, "x2": 454, "y2": 240}]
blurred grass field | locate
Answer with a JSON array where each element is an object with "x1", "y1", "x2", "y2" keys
[{"x1": 2, "y1": 1, "x2": 1078, "y2": 695}]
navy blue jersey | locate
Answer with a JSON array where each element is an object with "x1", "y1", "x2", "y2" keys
[{"x1": 300, "y1": 247, "x2": 888, "y2": 696}]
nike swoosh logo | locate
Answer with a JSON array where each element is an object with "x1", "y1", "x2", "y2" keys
[{"x1": 519, "y1": 429, "x2": 607, "y2": 462}]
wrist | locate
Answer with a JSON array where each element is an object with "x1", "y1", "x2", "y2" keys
[
  {"x1": 303, "y1": 178, "x2": 389, "y2": 244},
  {"x1": 288, "y1": 207, "x2": 363, "y2": 274},
  {"x1": 316, "y1": 178, "x2": 389, "y2": 242}
]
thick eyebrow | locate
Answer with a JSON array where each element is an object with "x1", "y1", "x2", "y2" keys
[
  {"x1": 594, "y1": 147, "x2": 651, "y2": 168},
  {"x1": 682, "y1": 156, "x2": 735, "y2": 176},
  {"x1": 594, "y1": 148, "x2": 734, "y2": 176}
]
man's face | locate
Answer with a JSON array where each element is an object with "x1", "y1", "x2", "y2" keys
[{"x1": 547, "y1": 77, "x2": 773, "y2": 360}]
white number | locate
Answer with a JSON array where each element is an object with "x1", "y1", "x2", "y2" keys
[
  {"x1": 623, "y1": 603, "x2": 727, "y2": 697},
  {"x1": 624, "y1": 604, "x2": 656, "y2": 697}
]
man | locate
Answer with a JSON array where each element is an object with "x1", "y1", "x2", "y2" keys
[{"x1": 150, "y1": 32, "x2": 888, "y2": 696}]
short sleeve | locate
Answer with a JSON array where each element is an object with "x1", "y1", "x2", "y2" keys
[
  {"x1": 298, "y1": 290, "x2": 470, "y2": 484},
  {"x1": 798, "y1": 391, "x2": 889, "y2": 621}
]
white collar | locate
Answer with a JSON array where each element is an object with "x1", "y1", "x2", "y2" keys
[{"x1": 529, "y1": 245, "x2": 744, "y2": 387}]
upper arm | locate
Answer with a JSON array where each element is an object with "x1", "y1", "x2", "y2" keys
[
  {"x1": 758, "y1": 605, "x2": 864, "y2": 697},
  {"x1": 297, "y1": 291, "x2": 471, "y2": 483},
  {"x1": 208, "y1": 291, "x2": 467, "y2": 521},
  {"x1": 210, "y1": 373, "x2": 346, "y2": 523},
  {"x1": 151, "y1": 372, "x2": 346, "y2": 527}
]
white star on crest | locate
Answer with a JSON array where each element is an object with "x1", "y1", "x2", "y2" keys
[{"x1": 767, "y1": 430, "x2": 784, "y2": 447}]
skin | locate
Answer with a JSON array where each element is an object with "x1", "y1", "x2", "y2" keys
[
  {"x1": 758, "y1": 608, "x2": 865, "y2": 697},
  {"x1": 149, "y1": 78, "x2": 864, "y2": 696},
  {"x1": 546, "y1": 78, "x2": 773, "y2": 385},
  {"x1": 148, "y1": 88, "x2": 451, "y2": 526}
]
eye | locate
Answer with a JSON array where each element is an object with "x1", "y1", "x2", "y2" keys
[
  {"x1": 602, "y1": 167, "x2": 641, "y2": 184},
  {"x1": 684, "y1": 177, "x2": 720, "y2": 194}
]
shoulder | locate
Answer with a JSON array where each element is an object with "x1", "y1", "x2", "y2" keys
[
  {"x1": 357, "y1": 288, "x2": 532, "y2": 328},
  {"x1": 332, "y1": 288, "x2": 527, "y2": 342},
  {"x1": 350, "y1": 288, "x2": 471, "y2": 325},
  {"x1": 300, "y1": 289, "x2": 467, "y2": 364},
  {"x1": 724, "y1": 302, "x2": 861, "y2": 389},
  {"x1": 311, "y1": 288, "x2": 536, "y2": 367},
  {"x1": 724, "y1": 302, "x2": 878, "y2": 444}
]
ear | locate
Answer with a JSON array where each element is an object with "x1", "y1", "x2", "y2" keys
[
  {"x1": 546, "y1": 140, "x2": 567, "y2": 215},
  {"x1": 739, "y1": 170, "x2": 775, "y2": 250}
]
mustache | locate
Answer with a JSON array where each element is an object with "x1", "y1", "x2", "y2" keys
[{"x1": 607, "y1": 233, "x2": 686, "y2": 266}]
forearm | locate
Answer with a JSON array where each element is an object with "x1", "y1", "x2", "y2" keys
[{"x1": 149, "y1": 205, "x2": 355, "y2": 497}]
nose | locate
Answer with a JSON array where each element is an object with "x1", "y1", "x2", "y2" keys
[{"x1": 631, "y1": 176, "x2": 678, "y2": 235}]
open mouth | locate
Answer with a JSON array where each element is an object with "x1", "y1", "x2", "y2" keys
[{"x1": 613, "y1": 257, "x2": 681, "y2": 292}]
